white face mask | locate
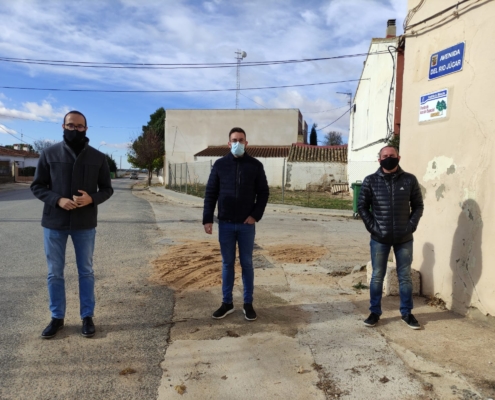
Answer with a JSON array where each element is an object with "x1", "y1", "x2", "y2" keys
[{"x1": 230, "y1": 142, "x2": 245, "y2": 157}]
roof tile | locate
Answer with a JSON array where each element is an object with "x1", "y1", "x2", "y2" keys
[
  {"x1": 195, "y1": 146, "x2": 290, "y2": 158},
  {"x1": 287, "y1": 144, "x2": 347, "y2": 163},
  {"x1": 0, "y1": 146, "x2": 40, "y2": 158}
]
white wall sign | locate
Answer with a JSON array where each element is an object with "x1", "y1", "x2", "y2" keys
[{"x1": 419, "y1": 89, "x2": 448, "y2": 122}]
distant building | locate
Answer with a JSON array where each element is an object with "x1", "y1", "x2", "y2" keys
[
  {"x1": 0, "y1": 146, "x2": 40, "y2": 183},
  {"x1": 164, "y1": 109, "x2": 307, "y2": 184},
  {"x1": 183, "y1": 143, "x2": 347, "y2": 190}
]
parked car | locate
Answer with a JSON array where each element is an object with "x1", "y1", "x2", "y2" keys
[{"x1": 130, "y1": 171, "x2": 138, "y2": 179}]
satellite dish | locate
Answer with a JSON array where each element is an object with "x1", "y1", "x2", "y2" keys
[{"x1": 241, "y1": 51, "x2": 247, "y2": 58}]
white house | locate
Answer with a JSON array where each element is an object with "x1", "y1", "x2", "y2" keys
[
  {"x1": 164, "y1": 109, "x2": 307, "y2": 184},
  {"x1": 0, "y1": 146, "x2": 39, "y2": 183},
  {"x1": 347, "y1": 20, "x2": 402, "y2": 191}
]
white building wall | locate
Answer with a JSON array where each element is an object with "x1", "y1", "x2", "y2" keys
[
  {"x1": 286, "y1": 162, "x2": 347, "y2": 191},
  {"x1": 189, "y1": 156, "x2": 286, "y2": 187},
  {"x1": 401, "y1": 0, "x2": 495, "y2": 317},
  {"x1": 164, "y1": 109, "x2": 300, "y2": 183},
  {"x1": 24, "y1": 158, "x2": 39, "y2": 168},
  {"x1": 348, "y1": 38, "x2": 398, "y2": 191},
  {"x1": 258, "y1": 158, "x2": 285, "y2": 187},
  {"x1": 0, "y1": 155, "x2": 38, "y2": 168}
]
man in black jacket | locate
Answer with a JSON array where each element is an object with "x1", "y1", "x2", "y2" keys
[
  {"x1": 203, "y1": 127, "x2": 269, "y2": 321},
  {"x1": 358, "y1": 145, "x2": 423, "y2": 329},
  {"x1": 31, "y1": 111, "x2": 113, "y2": 339}
]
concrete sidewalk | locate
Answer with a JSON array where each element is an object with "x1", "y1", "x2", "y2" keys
[
  {"x1": 141, "y1": 184, "x2": 495, "y2": 399},
  {"x1": 148, "y1": 185, "x2": 354, "y2": 218},
  {"x1": 0, "y1": 182, "x2": 31, "y2": 192}
]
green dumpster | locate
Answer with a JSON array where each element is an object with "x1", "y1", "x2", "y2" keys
[
  {"x1": 110, "y1": 172, "x2": 115, "y2": 179},
  {"x1": 351, "y1": 181, "x2": 362, "y2": 219}
]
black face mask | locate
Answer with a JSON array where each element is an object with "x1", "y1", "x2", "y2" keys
[
  {"x1": 380, "y1": 157, "x2": 399, "y2": 171},
  {"x1": 64, "y1": 129, "x2": 86, "y2": 144}
]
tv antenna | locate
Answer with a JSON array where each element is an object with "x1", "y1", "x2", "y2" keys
[{"x1": 336, "y1": 92, "x2": 352, "y2": 110}]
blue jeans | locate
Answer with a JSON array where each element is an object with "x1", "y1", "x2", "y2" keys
[
  {"x1": 218, "y1": 221, "x2": 255, "y2": 304},
  {"x1": 43, "y1": 228, "x2": 96, "y2": 319},
  {"x1": 369, "y1": 239, "x2": 413, "y2": 316}
]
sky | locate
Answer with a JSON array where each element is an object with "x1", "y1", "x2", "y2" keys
[{"x1": 0, "y1": 0, "x2": 407, "y2": 169}]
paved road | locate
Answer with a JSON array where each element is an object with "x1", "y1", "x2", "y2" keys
[{"x1": 0, "y1": 179, "x2": 173, "y2": 400}]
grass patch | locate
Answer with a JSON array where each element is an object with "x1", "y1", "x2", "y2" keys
[
  {"x1": 168, "y1": 184, "x2": 206, "y2": 198},
  {"x1": 352, "y1": 281, "x2": 369, "y2": 290},
  {"x1": 166, "y1": 185, "x2": 353, "y2": 211},
  {"x1": 268, "y1": 187, "x2": 352, "y2": 210}
]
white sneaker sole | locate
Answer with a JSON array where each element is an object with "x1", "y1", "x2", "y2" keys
[
  {"x1": 243, "y1": 309, "x2": 257, "y2": 321},
  {"x1": 364, "y1": 321, "x2": 378, "y2": 327},
  {"x1": 402, "y1": 319, "x2": 421, "y2": 330},
  {"x1": 212, "y1": 308, "x2": 235, "y2": 319}
]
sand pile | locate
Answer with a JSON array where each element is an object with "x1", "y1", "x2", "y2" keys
[
  {"x1": 152, "y1": 241, "x2": 241, "y2": 290},
  {"x1": 265, "y1": 245, "x2": 327, "y2": 264}
]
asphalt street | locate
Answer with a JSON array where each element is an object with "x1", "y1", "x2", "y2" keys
[{"x1": 0, "y1": 178, "x2": 174, "y2": 400}]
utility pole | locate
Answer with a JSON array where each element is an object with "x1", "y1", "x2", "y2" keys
[
  {"x1": 235, "y1": 50, "x2": 247, "y2": 109},
  {"x1": 120, "y1": 155, "x2": 122, "y2": 170}
]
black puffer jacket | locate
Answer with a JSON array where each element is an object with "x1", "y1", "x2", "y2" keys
[
  {"x1": 31, "y1": 140, "x2": 113, "y2": 230},
  {"x1": 357, "y1": 167, "x2": 423, "y2": 244},
  {"x1": 203, "y1": 152, "x2": 269, "y2": 224}
]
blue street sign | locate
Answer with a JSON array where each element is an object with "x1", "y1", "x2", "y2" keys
[
  {"x1": 428, "y1": 42, "x2": 465, "y2": 80},
  {"x1": 420, "y1": 90, "x2": 447, "y2": 105}
]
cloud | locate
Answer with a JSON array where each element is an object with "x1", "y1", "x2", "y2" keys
[
  {"x1": 203, "y1": 2, "x2": 216, "y2": 13},
  {"x1": 301, "y1": 10, "x2": 319, "y2": 24},
  {"x1": 98, "y1": 141, "x2": 132, "y2": 150},
  {"x1": 0, "y1": 124, "x2": 18, "y2": 135},
  {"x1": 0, "y1": 99, "x2": 69, "y2": 122},
  {"x1": 0, "y1": 0, "x2": 408, "y2": 129},
  {"x1": 23, "y1": 100, "x2": 69, "y2": 121}
]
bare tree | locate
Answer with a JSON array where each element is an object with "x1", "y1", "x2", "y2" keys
[
  {"x1": 323, "y1": 131, "x2": 343, "y2": 146},
  {"x1": 127, "y1": 129, "x2": 163, "y2": 186},
  {"x1": 33, "y1": 139, "x2": 56, "y2": 153}
]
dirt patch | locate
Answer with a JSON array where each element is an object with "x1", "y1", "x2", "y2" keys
[
  {"x1": 170, "y1": 287, "x2": 310, "y2": 340},
  {"x1": 132, "y1": 188, "x2": 168, "y2": 203},
  {"x1": 151, "y1": 241, "x2": 241, "y2": 290},
  {"x1": 265, "y1": 244, "x2": 327, "y2": 264}
]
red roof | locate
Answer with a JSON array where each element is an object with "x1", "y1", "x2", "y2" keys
[
  {"x1": 288, "y1": 144, "x2": 347, "y2": 162},
  {"x1": 0, "y1": 146, "x2": 40, "y2": 158},
  {"x1": 195, "y1": 145, "x2": 290, "y2": 158},
  {"x1": 194, "y1": 143, "x2": 348, "y2": 162}
]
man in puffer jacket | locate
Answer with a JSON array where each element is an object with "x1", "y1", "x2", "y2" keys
[
  {"x1": 358, "y1": 145, "x2": 423, "y2": 329},
  {"x1": 203, "y1": 127, "x2": 269, "y2": 322}
]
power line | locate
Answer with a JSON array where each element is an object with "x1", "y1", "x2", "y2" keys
[
  {"x1": 0, "y1": 51, "x2": 389, "y2": 70},
  {"x1": 0, "y1": 125, "x2": 31, "y2": 144},
  {"x1": 0, "y1": 79, "x2": 363, "y2": 94},
  {"x1": 316, "y1": 108, "x2": 351, "y2": 131},
  {"x1": 0, "y1": 113, "x2": 140, "y2": 129},
  {"x1": 303, "y1": 105, "x2": 348, "y2": 114},
  {"x1": 239, "y1": 92, "x2": 267, "y2": 109}
]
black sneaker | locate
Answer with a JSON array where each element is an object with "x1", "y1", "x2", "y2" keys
[
  {"x1": 243, "y1": 303, "x2": 257, "y2": 321},
  {"x1": 364, "y1": 312, "x2": 380, "y2": 327},
  {"x1": 402, "y1": 314, "x2": 421, "y2": 330},
  {"x1": 41, "y1": 318, "x2": 64, "y2": 339},
  {"x1": 212, "y1": 303, "x2": 234, "y2": 319},
  {"x1": 81, "y1": 317, "x2": 96, "y2": 338}
]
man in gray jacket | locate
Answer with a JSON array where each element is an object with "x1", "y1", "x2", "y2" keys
[{"x1": 31, "y1": 111, "x2": 113, "y2": 339}]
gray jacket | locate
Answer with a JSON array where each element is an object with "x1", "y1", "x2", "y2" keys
[{"x1": 31, "y1": 140, "x2": 113, "y2": 230}]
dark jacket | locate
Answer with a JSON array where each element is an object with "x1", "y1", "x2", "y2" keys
[
  {"x1": 203, "y1": 152, "x2": 269, "y2": 224},
  {"x1": 357, "y1": 166, "x2": 423, "y2": 244},
  {"x1": 31, "y1": 140, "x2": 113, "y2": 230}
]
